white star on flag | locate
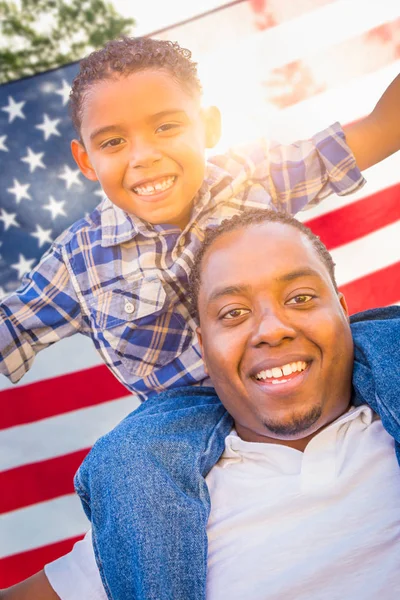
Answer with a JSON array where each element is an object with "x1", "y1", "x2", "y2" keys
[
  {"x1": 11, "y1": 254, "x2": 36, "y2": 279},
  {"x1": 7, "y1": 179, "x2": 32, "y2": 204},
  {"x1": 21, "y1": 147, "x2": 46, "y2": 173},
  {"x1": 31, "y1": 224, "x2": 53, "y2": 247},
  {"x1": 55, "y1": 79, "x2": 72, "y2": 106},
  {"x1": 35, "y1": 114, "x2": 61, "y2": 140},
  {"x1": 0, "y1": 208, "x2": 19, "y2": 231},
  {"x1": 43, "y1": 195, "x2": 67, "y2": 220},
  {"x1": 0, "y1": 286, "x2": 6, "y2": 300},
  {"x1": 0, "y1": 135, "x2": 8, "y2": 152},
  {"x1": 1, "y1": 95, "x2": 26, "y2": 123},
  {"x1": 58, "y1": 165, "x2": 83, "y2": 189}
]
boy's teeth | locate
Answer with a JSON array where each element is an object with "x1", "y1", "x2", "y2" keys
[
  {"x1": 255, "y1": 361, "x2": 308, "y2": 381},
  {"x1": 134, "y1": 176, "x2": 175, "y2": 195}
]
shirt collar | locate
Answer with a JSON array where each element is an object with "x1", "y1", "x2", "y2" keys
[
  {"x1": 99, "y1": 161, "x2": 232, "y2": 247},
  {"x1": 222, "y1": 405, "x2": 375, "y2": 462}
]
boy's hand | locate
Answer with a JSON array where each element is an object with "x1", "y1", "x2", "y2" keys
[
  {"x1": 0, "y1": 571, "x2": 60, "y2": 600},
  {"x1": 343, "y1": 73, "x2": 400, "y2": 171}
]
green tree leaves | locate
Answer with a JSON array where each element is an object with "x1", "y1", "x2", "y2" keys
[{"x1": 0, "y1": 0, "x2": 135, "y2": 83}]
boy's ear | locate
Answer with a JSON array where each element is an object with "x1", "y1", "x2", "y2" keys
[
  {"x1": 196, "y1": 326, "x2": 209, "y2": 375},
  {"x1": 71, "y1": 139, "x2": 98, "y2": 182},
  {"x1": 202, "y1": 106, "x2": 221, "y2": 149}
]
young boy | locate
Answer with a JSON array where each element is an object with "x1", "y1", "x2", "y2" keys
[{"x1": 0, "y1": 36, "x2": 399, "y2": 599}]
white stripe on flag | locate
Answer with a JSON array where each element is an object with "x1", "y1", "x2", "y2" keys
[
  {"x1": 332, "y1": 221, "x2": 400, "y2": 287},
  {"x1": 0, "y1": 395, "x2": 137, "y2": 471},
  {"x1": 199, "y1": 0, "x2": 400, "y2": 99},
  {"x1": 0, "y1": 494, "x2": 88, "y2": 558}
]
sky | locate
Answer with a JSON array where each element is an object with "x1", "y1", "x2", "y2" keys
[{"x1": 111, "y1": 0, "x2": 231, "y2": 35}]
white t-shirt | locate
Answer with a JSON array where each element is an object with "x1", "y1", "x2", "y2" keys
[{"x1": 46, "y1": 406, "x2": 400, "y2": 599}]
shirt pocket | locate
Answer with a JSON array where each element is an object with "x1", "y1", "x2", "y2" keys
[{"x1": 88, "y1": 277, "x2": 194, "y2": 378}]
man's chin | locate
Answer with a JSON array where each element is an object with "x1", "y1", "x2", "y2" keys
[{"x1": 260, "y1": 404, "x2": 322, "y2": 439}]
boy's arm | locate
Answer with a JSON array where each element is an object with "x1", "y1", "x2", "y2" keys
[
  {"x1": 343, "y1": 74, "x2": 400, "y2": 172},
  {"x1": 0, "y1": 242, "x2": 83, "y2": 383},
  {"x1": 0, "y1": 571, "x2": 60, "y2": 600}
]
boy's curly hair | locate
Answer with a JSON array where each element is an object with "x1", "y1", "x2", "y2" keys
[
  {"x1": 188, "y1": 208, "x2": 338, "y2": 320},
  {"x1": 70, "y1": 36, "x2": 202, "y2": 135}
]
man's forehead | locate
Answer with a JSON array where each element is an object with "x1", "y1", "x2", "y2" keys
[{"x1": 197, "y1": 223, "x2": 332, "y2": 302}]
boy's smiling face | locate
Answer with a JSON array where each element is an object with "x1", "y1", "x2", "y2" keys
[{"x1": 72, "y1": 69, "x2": 220, "y2": 229}]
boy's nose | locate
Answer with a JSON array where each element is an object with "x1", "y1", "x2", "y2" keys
[
  {"x1": 129, "y1": 141, "x2": 163, "y2": 169},
  {"x1": 250, "y1": 312, "x2": 296, "y2": 347}
]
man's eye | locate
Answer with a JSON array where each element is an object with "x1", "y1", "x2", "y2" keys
[
  {"x1": 222, "y1": 308, "x2": 250, "y2": 320},
  {"x1": 156, "y1": 123, "x2": 181, "y2": 133},
  {"x1": 286, "y1": 294, "x2": 314, "y2": 305},
  {"x1": 100, "y1": 137, "x2": 124, "y2": 149}
]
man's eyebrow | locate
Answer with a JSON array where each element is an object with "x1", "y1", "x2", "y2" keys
[
  {"x1": 277, "y1": 268, "x2": 322, "y2": 283},
  {"x1": 208, "y1": 284, "x2": 251, "y2": 304},
  {"x1": 206, "y1": 269, "x2": 322, "y2": 304}
]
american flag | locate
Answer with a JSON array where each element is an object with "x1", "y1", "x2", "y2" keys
[{"x1": 1, "y1": 0, "x2": 399, "y2": 587}]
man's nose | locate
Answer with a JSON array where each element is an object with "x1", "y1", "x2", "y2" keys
[
  {"x1": 129, "y1": 139, "x2": 162, "y2": 169},
  {"x1": 250, "y1": 311, "x2": 296, "y2": 347}
]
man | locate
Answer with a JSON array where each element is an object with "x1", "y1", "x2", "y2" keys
[{"x1": 2, "y1": 209, "x2": 400, "y2": 599}]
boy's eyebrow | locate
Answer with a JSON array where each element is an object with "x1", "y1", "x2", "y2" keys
[
  {"x1": 89, "y1": 111, "x2": 189, "y2": 141},
  {"x1": 90, "y1": 124, "x2": 126, "y2": 141},
  {"x1": 206, "y1": 268, "x2": 322, "y2": 304},
  {"x1": 148, "y1": 109, "x2": 189, "y2": 122}
]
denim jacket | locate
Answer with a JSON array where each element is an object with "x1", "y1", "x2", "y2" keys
[{"x1": 75, "y1": 306, "x2": 400, "y2": 600}]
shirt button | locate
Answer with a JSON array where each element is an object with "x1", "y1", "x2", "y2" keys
[
  {"x1": 179, "y1": 236, "x2": 186, "y2": 247},
  {"x1": 124, "y1": 301, "x2": 135, "y2": 314}
]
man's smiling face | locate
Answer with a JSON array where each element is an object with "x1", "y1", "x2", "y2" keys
[{"x1": 196, "y1": 222, "x2": 354, "y2": 447}]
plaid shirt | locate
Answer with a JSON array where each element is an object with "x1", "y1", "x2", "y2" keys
[{"x1": 0, "y1": 123, "x2": 365, "y2": 400}]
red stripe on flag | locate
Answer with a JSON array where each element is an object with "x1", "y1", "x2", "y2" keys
[
  {"x1": 304, "y1": 183, "x2": 400, "y2": 250},
  {"x1": 340, "y1": 262, "x2": 400, "y2": 314},
  {"x1": 0, "y1": 364, "x2": 127, "y2": 430},
  {"x1": 0, "y1": 535, "x2": 84, "y2": 588},
  {"x1": 0, "y1": 449, "x2": 90, "y2": 514}
]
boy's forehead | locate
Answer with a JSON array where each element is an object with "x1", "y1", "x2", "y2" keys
[
  {"x1": 80, "y1": 69, "x2": 202, "y2": 138},
  {"x1": 86, "y1": 69, "x2": 199, "y2": 110}
]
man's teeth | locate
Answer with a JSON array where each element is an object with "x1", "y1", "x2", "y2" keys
[
  {"x1": 255, "y1": 361, "x2": 308, "y2": 381},
  {"x1": 133, "y1": 176, "x2": 175, "y2": 195}
]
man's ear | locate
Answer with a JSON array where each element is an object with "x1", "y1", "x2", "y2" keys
[
  {"x1": 338, "y1": 292, "x2": 350, "y2": 320},
  {"x1": 71, "y1": 139, "x2": 98, "y2": 182},
  {"x1": 196, "y1": 326, "x2": 209, "y2": 375},
  {"x1": 202, "y1": 106, "x2": 221, "y2": 149}
]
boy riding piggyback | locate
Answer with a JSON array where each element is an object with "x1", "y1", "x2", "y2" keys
[{"x1": 4, "y1": 36, "x2": 398, "y2": 396}]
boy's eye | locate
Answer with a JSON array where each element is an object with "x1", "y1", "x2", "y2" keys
[
  {"x1": 155, "y1": 123, "x2": 181, "y2": 134},
  {"x1": 221, "y1": 308, "x2": 250, "y2": 320},
  {"x1": 286, "y1": 294, "x2": 314, "y2": 305},
  {"x1": 100, "y1": 137, "x2": 124, "y2": 149}
]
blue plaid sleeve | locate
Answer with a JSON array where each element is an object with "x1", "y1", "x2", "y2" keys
[
  {"x1": 216, "y1": 122, "x2": 366, "y2": 215},
  {"x1": 0, "y1": 240, "x2": 83, "y2": 383},
  {"x1": 265, "y1": 122, "x2": 366, "y2": 214}
]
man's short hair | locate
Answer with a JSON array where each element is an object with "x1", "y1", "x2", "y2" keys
[{"x1": 189, "y1": 209, "x2": 338, "y2": 319}]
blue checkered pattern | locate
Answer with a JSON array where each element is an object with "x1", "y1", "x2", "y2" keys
[{"x1": 0, "y1": 123, "x2": 365, "y2": 400}]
